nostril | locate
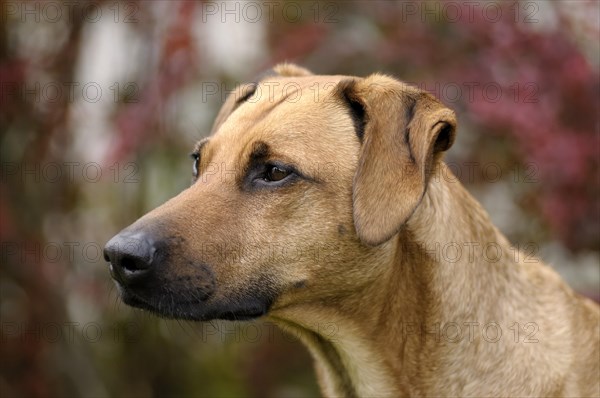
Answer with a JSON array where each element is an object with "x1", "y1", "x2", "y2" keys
[
  {"x1": 104, "y1": 232, "x2": 156, "y2": 283},
  {"x1": 120, "y1": 253, "x2": 151, "y2": 273}
]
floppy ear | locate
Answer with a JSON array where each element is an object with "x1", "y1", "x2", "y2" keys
[
  {"x1": 211, "y1": 63, "x2": 313, "y2": 134},
  {"x1": 340, "y1": 74, "x2": 457, "y2": 246}
]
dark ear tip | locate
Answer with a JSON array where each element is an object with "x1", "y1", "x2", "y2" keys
[
  {"x1": 336, "y1": 79, "x2": 367, "y2": 142},
  {"x1": 433, "y1": 122, "x2": 456, "y2": 153}
]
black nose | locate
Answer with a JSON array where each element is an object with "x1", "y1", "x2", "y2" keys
[{"x1": 104, "y1": 231, "x2": 156, "y2": 285}]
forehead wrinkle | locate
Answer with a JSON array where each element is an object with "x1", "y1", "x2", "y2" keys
[
  {"x1": 234, "y1": 86, "x2": 302, "y2": 128},
  {"x1": 213, "y1": 88, "x2": 307, "y2": 148},
  {"x1": 210, "y1": 77, "x2": 356, "y2": 173},
  {"x1": 234, "y1": 83, "x2": 258, "y2": 106},
  {"x1": 218, "y1": 76, "x2": 344, "y2": 137}
]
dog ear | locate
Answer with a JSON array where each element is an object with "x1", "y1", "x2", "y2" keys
[
  {"x1": 340, "y1": 75, "x2": 457, "y2": 246},
  {"x1": 210, "y1": 64, "x2": 313, "y2": 134}
]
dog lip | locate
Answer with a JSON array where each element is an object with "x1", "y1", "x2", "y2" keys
[
  {"x1": 119, "y1": 288, "x2": 155, "y2": 311},
  {"x1": 109, "y1": 263, "x2": 123, "y2": 284},
  {"x1": 214, "y1": 307, "x2": 267, "y2": 321},
  {"x1": 118, "y1": 287, "x2": 271, "y2": 321}
]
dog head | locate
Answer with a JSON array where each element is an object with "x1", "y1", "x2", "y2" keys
[{"x1": 104, "y1": 64, "x2": 456, "y2": 320}]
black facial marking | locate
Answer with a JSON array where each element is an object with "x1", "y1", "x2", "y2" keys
[
  {"x1": 293, "y1": 280, "x2": 307, "y2": 289},
  {"x1": 240, "y1": 141, "x2": 307, "y2": 191},
  {"x1": 240, "y1": 141, "x2": 271, "y2": 190},
  {"x1": 249, "y1": 141, "x2": 270, "y2": 161}
]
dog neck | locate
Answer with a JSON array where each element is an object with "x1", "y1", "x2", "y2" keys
[{"x1": 271, "y1": 163, "x2": 519, "y2": 397}]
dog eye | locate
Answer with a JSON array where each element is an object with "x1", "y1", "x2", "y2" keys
[
  {"x1": 265, "y1": 165, "x2": 291, "y2": 182},
  {"x1": 190, "y1": 152, "x2": 200, "y2": 177}
]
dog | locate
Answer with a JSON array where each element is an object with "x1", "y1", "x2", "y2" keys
[{"x1": 104, "y1": 63, "x2": 600, "y2": 397}]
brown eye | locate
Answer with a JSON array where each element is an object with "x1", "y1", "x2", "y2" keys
[{"x1": 266, "y1": 165, "x2": 290, "y2": 182}]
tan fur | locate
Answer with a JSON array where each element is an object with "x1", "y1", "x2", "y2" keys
[{"x1": 110, "y1": 64, "x2": 600, "y2": 397}]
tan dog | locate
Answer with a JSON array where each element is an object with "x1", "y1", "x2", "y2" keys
[{"x1": 104, "y1": 64, "x2": 600, "y2": 397}]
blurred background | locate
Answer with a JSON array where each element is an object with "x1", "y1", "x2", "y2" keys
[{"x1": 1, "y1": 1, "x2": 599, "y2": 397}]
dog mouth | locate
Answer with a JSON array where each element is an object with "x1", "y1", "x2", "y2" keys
[
  {"x1": 116, "y1": 283, "x2": 271, "y2": 321},
  {"x1": 105, "y1": 234, "x2": 278, "y2": 322}
]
